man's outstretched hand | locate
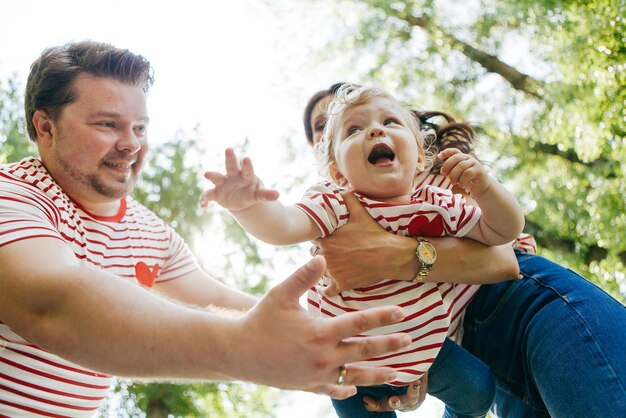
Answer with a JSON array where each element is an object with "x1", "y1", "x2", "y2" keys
[{"x1": 234, "y1": 256, "x2": 411, "y2": 399}]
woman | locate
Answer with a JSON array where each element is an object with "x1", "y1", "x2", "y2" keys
[{"x1": 303, "y1": 84, "x2": 626, "y2": 417}]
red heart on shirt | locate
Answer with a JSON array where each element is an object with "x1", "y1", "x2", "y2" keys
[
  {"x1": 407, "y1": 214, "x2": 445, "y2": 237},
  {"x1": 135, "y1": 262, "x2": 160, "y2": 288}
]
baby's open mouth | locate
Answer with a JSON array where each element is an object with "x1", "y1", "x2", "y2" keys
[{"x1": 368, "y1": 143, "x2": 395, "y2": 165}]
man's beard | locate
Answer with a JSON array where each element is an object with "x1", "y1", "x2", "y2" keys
[{"x1": 55, "y1": 151, "x2": 139, "y2": 199}]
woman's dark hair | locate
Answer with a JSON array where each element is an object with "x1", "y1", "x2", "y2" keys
[
  {"x1": 25, "y1": 40, "x2": 154, "y2": 142},
  {"x1": 303, "y1": 82, "x2": 348, "y2": 145},
  {"x1": 412, "y1": 110, "x2": 476, "y2": 174}
]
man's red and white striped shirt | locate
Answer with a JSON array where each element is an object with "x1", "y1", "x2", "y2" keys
[
  {"x1": 296, "y1": 180, "x2": 482, "y2": 385},
  {"x1": 0, "y1": 158, "x2": 197, "y2": 417}
]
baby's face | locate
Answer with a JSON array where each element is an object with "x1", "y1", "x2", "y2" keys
[{"x1": 330, "y1": 97, "x2": 424, "y2": 200}]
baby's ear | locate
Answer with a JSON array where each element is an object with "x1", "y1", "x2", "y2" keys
[
  {"x1": 416, "y1": 148, "x2": 426, "y2": 173},
  {"x1": 329, "y1": 163, "x2": 349, "y2": 188}
]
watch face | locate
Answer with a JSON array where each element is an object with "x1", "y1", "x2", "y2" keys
[{"x1": 419, "y1": 242, "x2": 437, "y2": 264}]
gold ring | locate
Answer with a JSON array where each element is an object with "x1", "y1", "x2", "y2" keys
[{"x1": 337, "y1": 365, "x2": 347, "y2": 385}]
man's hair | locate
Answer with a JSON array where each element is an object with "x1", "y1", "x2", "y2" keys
[
  {"x1": 315, "y1": 84, "x2": 423, "y2": 176},
  {"x1": 25, "y1": 40, "x2": 154, "y2": 142}
]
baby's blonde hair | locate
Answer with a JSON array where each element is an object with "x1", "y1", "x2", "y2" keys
[{"x1": 314, "y1": 84, "x2": 428, "y2": 178}]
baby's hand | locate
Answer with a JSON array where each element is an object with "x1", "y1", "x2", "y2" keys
[
  {"x1": 437, "y1": 148, "x2": 491, "y2": 196},
  {"x1": 200, "y1": 148, "x2": 280, "y2": 212}
]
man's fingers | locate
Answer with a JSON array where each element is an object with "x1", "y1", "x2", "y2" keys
[
  {"x1": 313, "y1": 383, "x2": 357, "y2": 400},
  {"x1": 336, "y1": 364, "x2": 398, "y2": 387},
  {"x1": 331, "y1": 306, "x2": 406, "y2": 340},
  {"x1": 338, "y1": 333, "x2": 411, "y2": 369},
  {"x1": 268, "y1": 256, "x2": 326, "y2": 306},
  {"x1": 314, "y1": 364, "x2": 399, "y2": 399}
]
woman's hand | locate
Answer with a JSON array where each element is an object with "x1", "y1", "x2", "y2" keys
[
  {"x1": 364, "y1": 373, "x2": 429, "y2": 412},
  {"x1": 313, "y1": 192, "x2": 419, "y2": 296}
]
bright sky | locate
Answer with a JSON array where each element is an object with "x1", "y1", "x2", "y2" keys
[
  {"x1": 0, "y1": 1, "x2": 443, "y2": 416},
  {"x1": 1, "y1": 1, "x2": 323, "y2": 170}
]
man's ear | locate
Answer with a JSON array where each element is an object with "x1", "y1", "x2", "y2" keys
[
  {"x1": 329, "y1": 163, "x2": 349, "y2": 188},
  {"x1": 32, "y1": 110, "x2": 54, "y2": 145}
]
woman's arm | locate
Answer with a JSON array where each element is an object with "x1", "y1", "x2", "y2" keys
[{"x1": 316, "y1": 192, "x2": 519, "y2": 296}]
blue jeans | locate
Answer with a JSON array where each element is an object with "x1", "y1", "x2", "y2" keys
[
  {"x1": 462, "y1": 251, "x2": 626, "y2": 417},
  {"x1": 331, "y1": 338, "x2": 495, "y2": 418}
]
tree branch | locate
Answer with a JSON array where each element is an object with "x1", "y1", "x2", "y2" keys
[{"x1": 399, "y1": 13, "x2": 545, "y2": 98}]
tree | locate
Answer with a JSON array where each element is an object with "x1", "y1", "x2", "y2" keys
[
  {"x1": 0, "y1": 75, "x2": 35, "y2": 162},
  {"x1": 304, "y1": 0, "x2": 625, "y2": 301}
]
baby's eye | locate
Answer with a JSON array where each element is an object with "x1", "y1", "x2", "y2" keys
[
  {"x1": 384, "y1": 118, "x2": 400, "y2": 126},
  {"x1": 347, "y1": 126, "x2": 361, "y2": 136},
  {"x1": 314, "y1": 122, "x2": 325, "y2": 133}
]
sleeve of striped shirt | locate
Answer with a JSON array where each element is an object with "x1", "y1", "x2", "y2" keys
[
  {"x1": 293, "y1": 181, "x2": 348, "y2": 237},
  {"x1": 157, "y1": 225, "x2": 199, "y2": 283},
  {"x1": 0, "y1": 181, "x2": 65, "y2": 248}
]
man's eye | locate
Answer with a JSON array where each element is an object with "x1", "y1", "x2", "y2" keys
[
  {"x1": 134, "y1": 125, "x2": 147, "y2": 135},
  {"x1": 98, "y1": 122, "x2": 115, "y2": 128},
  {"x1": 314, "y1": 123, "x2": 325, "y2": 133}
]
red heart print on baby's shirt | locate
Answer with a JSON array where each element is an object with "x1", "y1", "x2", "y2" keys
[
  {"x1": 407, "y1": 214, "x2": 445, "y2": 237},
  {"x1": 135, "y1": 262, "x2": 160, "y2": 288}
]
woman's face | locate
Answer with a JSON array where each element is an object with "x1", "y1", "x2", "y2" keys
[{"x1": 309, "y1": 94, "x2": 332, "y2": 145}]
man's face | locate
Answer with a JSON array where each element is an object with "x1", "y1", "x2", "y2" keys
[{"x1": 44, "y1": 74, "x2": 149, "y2": 205}]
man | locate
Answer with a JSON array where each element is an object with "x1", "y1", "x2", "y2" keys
[{"x1": 0, "y1": 41, "x2": 410, "y2": 417}]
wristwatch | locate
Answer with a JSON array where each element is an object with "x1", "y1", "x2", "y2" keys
[{"x1": 413, "y1": 237, "x2": 437, "y2": 282}]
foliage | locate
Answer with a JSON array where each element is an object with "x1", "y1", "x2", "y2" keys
[
  {"x1": 0, "y1": 76, "x2": 36, "y2": 162},
  {"x1": 310, "y1": 0, "x2": 626, "y2": 301},
  {"x1": 108, "y1": 380, "x2": 279, "y2": 418}
]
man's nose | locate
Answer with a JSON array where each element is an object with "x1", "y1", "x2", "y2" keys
[{"x1": 116, "y1": 128, "x2": 142, "y2": 153}]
